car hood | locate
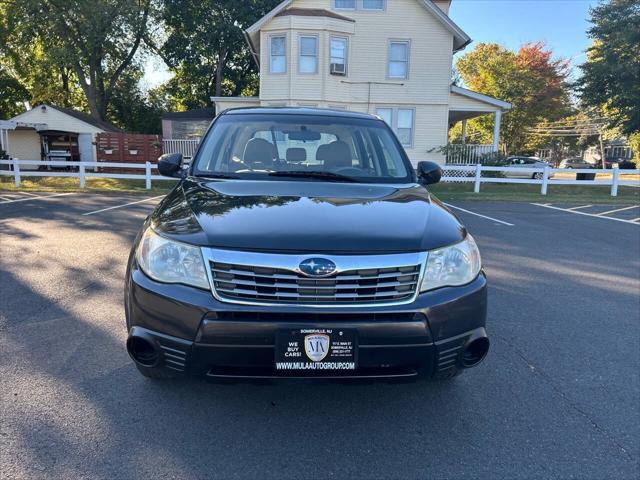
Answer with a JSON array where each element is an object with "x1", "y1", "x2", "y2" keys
[{"x1": 150, "y1": 178, "x2": 466, "y2": 253}]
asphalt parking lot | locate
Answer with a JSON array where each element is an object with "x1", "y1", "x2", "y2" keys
[{"x1": 1, "y1": 191, "x2": 639, "y2": 479}]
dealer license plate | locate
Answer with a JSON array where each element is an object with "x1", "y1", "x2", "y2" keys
[{"x1": 275, "y1": 328, "x2": 357, "y2": 372}]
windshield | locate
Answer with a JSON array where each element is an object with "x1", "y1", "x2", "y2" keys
[{"x1": 191, "y1": 113, "x2": 413, "y2": 183}]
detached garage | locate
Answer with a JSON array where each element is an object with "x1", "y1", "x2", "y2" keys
[{"x1": 0, "y1": 104, "x2": 120, "y2": 170}]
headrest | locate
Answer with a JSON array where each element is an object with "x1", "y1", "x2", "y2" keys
[
  {"x1": 323, "y1": 140, "x2": 352, "y2": 170},
  {"x1": 316, "y1": 143, "x2": 332, "y2": 161},
  {"x1": 243, "y1": 138, "x2": 275, "y2": 169}
]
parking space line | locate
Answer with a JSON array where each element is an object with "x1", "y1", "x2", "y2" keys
[
  {"x1": 631, "y1": 218, "x2": 640, "y2": 223},
  {"x1": 567, "y1": 204, "x2": 593, "y2": 211},
  {"x1": 532, "y1": 203, "x2": 640, "y2": 225},
  {"x1": 596, "y1": 205, "x2": 638, "y2": 216},
  {"x1": 0, "y1": 195, "x2": 12, "y2": 201},
  {"x1": 82, "y1": 195, "x2": 164, "y2": 216},
  {"x1": 443, "y1": 203, "x2": 514, "y2": 226},
  {"x1": 0, "y1": 192, "x2": 73, "y2": 204}
]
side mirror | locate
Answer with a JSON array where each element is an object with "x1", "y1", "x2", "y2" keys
[
  {"x1": 417, "y1": 161, "x2": 442, "y2": 185},
  {"x1": 158, "y1": 153, "x2": 184, "y2": 178}
]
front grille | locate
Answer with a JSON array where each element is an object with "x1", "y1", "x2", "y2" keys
[{"x1": 209, "y1": 261, "x2": 422, "y2": 305}]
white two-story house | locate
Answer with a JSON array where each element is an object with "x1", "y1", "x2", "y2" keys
[{"x1": 211, "y1": 0, "x2": 511, "y2": 165}]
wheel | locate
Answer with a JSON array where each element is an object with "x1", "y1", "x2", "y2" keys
[
  {"x1": 533, "y1": 172, "x2": 543, "y2": 180},
  {"x1": 135, "y1": 364, "x2": 178, "y2": 379}
]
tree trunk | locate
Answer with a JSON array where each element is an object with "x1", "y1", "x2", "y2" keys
[
  {"x1": 60, "y1": 68, "x2": 70, "y2": 107},
  {"x1": 214, "y1": 49, "x2": 228, "y2": 98}
]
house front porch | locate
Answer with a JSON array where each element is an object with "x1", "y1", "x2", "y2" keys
[{"x1": 446, "y1": 86, "x2": 512, "y2": 164}]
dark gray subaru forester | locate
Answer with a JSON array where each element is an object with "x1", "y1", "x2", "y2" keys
[{"x1": 125, "y1": 107, "x2": 489, "y2": 381}]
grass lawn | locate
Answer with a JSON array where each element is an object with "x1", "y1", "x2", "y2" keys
[
  {"x1": 0, "y1": 176, "x2": 177, "y2": 194},
  {"x1": 430, "y1": 182, "x2": 640, "y2": 204},
  {"x1": 1, "y1": 176, "x2": 638, "y2": 204}
]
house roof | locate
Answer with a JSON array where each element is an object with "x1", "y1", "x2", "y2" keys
[
  {"x1": 245, "y1": 0, "x2": 471, "y2": 58},
  {"x1": 275, "y1": 8, "x2": 355, "y2": 22},
  {"x1": 51, "y1": 106, "x2": 121, "y2": 132},
  {"x1": 451, "y1": 85, "x2": 512, "y2": 110},
  {"x1": 8, "y1": 104, "x2": 121, "y2": 132},
  {"x1": 162, "y1": 108, "x2": 217, "y2": 121}
]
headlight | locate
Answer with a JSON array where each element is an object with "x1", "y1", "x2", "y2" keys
[
  {"x1": 135, "y1": 227, "x2": 209, "y2": 290},
  {"x1": 420, "y1": 235, "x2": 481, "y2": 292}
]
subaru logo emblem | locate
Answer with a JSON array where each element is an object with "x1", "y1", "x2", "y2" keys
[{"x1": 299, "y1": 258, "x2": 337, "y2": 277}]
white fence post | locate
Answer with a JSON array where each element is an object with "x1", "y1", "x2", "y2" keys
[
  {"x1": 611, "y1": 165, "x2": 619, "y2": 197},
  {"x1": 79, "y1": 163, "x2": 86, "y2": 188},
  {"x1": 145, "y1": 161, "x2": 151, "y2": 190},
  {"x1": 474, "y1": 163, "x2": 482, "y2": 193},
  {"x1": 541, "y1": 166, "x2": 549, "y2": 195},
  {"x1": 13, "y1": 159, "x2": 20, "y2": 187}
]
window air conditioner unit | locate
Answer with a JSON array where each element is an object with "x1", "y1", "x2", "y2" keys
[{"x1": 330, "y1": 63, "x2": 346, "y2": 75}]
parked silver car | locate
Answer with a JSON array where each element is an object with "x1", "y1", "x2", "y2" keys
[
  {"x1": 505, "y1": 156, "x2": 554, "y2": 179},
  {"x1": 558, "y1": 157, "x2": 597, "y2": 169}
]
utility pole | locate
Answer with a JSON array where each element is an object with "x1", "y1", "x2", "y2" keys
[{"x1": 598, "y1": 132, "x2": 606, "y2": 169}]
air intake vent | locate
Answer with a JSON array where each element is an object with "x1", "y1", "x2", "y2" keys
[{"x1": 158, "y1": 342, "x2": 188, "y2": 372}]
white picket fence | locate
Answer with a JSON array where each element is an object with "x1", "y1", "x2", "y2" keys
[
  {"x1": 0, "y1": 160, "x2": 638, "y2": 196},
  {"x1": 442, "y1": 164, "x2": 639, "y2": 197},
  {"x1": 445, "y1": 144, "x2": 495, "y2": 164},
  {"x1": 0, "y1": 160, "x2": 178, "y2": 190},
  {"x1": 162, "y1": 139, "x2": 200, "y2": 159}
]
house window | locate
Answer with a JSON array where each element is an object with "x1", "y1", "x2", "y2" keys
[
  {"x1": 396, "y1": 109, "x2": 414, "y2": 146},
  {"x1": 299, "y1": 36, "x2": 318, "y2": 74},
  {"x1": 376, "y1": 108, "x2": 392, "y2": 127},
  {"x1": 335, "y1": 0, "x2": 356, "y2": 9},
  {"x1": 330, "y1": 37, "x2": 348, "y2": 75},
  {"x1": 376, "y1": 107, "x2": 415, "y2": 147},
  {"x1": 334, "y1": 0, "x2": 385, "y2": 10},
  {"x1": 362, "y1": 0, "x2": 385, "y2": 10},
  {"x1": 270, "y1": 35, "x2": 286, "y2": 74},
  {"x1": 388, "y1": 41, "x2": 409, "y2": 79}
]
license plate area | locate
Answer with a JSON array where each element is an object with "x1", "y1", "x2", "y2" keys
[{"x1": 275, "y1": 328, "x2": 358, "y2": 372}]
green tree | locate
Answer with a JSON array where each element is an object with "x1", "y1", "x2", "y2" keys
[
  {"x1": 0, "y1": 67, "x2": 29, "y2": 118},
  {"x1": 108, "y1": 69, "x2": 166, "y2": 133},
  {"x1": 3, "y1": 0, "x2": 154, "y2": 121},
  {"x1": 158, "y1": 0, "x2": 279, "y2": 109},
  {"x1": 577, "y1": 0, "x2": 640, "y2": 135},
  {"x1": 455, "y1": 42, "x2": 571, "y2": 154}
]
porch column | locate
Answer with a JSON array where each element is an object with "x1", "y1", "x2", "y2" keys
[
  {"x1": 492, "y1": 110, "x2": 502, "y2": 152},
  {"x1": 1, "y1": 129, "x2": 8, "y2": 155},
  {"x1": 461, "y1": 119, "x2": 467, "y2": 145}
]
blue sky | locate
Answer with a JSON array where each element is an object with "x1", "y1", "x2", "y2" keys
[
  {"x1": 450, "y1": 0, "x2": 598, "y2": 80},
  {"x1": 143, "y1": 0, "x2": 598, "y2": 88}
]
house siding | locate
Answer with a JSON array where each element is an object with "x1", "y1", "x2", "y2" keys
[
  {"x1": 257, "y1": 0, "x2": 455, "y2": 163},
  {"x1": 215, "y1": 99, "x2": 262, "y2": 112}
]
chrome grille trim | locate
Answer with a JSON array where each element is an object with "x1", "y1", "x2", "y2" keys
[{"x1": 201, "y1": 248, "x2": 428, "y2": 308}]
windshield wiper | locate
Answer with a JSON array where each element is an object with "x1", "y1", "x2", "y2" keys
[
  {"x1": 195, "y1": 173, "x2": 240, "y2": 179},
  {"x1": 268, "y1": 171, "x2": 358, "y2": 183}
]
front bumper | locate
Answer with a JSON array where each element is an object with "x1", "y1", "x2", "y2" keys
[{"x1": 125, "y1": 264, "x2": 488, "y2": 380}]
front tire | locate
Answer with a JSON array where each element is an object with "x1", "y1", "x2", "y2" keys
[{"x1": 533, "y1": 172, "x2": 543, "y2": 180}]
